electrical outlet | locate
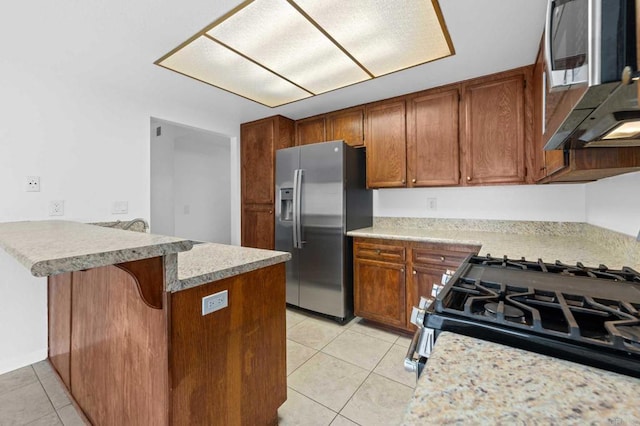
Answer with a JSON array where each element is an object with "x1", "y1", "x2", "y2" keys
[
  {"x1": 26, "y1": 176, "x2": 40, "y2": 192},
  {"x1": 49, "y1": 200, "x2": 64, "y2": 216},
  {"x1": 202, "y1": 290, "x2": 228, "y2": 316},
  {"x1": 427, "y1": 197, "x2": 437, "y2": 211}
]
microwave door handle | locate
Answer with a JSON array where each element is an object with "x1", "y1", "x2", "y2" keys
[{"x1": 544, "y1": 0, "x2": 554, "y2": 83}]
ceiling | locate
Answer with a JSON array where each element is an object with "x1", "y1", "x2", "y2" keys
[{"x1": 2, "y1": 0, "x2": 547, "y2": 125}]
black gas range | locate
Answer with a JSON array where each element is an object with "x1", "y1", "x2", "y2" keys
[{"x1": 407, "y1": 254, "x2": 640, "y2": 378}]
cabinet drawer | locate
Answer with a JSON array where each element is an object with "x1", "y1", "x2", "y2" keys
[
  {"x1": 412, "y1": 248, "x2": 468, "y2": 267},
  {"x1": 355, "y1": 243, "x2": 405, "y2": 263}
]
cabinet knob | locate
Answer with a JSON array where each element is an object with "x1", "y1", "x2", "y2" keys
[
  {"x1": 412, "y1": 270, "x2": 416, "y2": 275},
  {"x1": 376, "y1": 249, "x2": 381, "y2": 255},
  {"x1": 440, "y1": 256, "x2": 445, "y2": 262},
  {"x1": 466, "y1": 176, "x2": 471, "y2": 181},
  {"x1": 401, "y1": 268, "x2": 405, "y2": 273},
  {"x1": 401, "y1": 179, "x2": 406, "y2": 184},
  {"x1": 269, "y1": 210, "x2": 273, "y2": 214},
  {"x1": 411, "y1": 178, "x2": 416, "y2": 183}
]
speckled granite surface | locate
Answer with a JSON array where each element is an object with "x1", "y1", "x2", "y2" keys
[
  {"x1": 348, "y1": 219, "x2": 640, "y2": 270},
  {"x1": 403, "y1": 332, "x2": 640, "y2": 425},
  {"x1": 91, "y1": 219, "x2": 148, "y2": 233},
  {"x1": 0, "y1": 220, "x2": 192, "y2": 277},
  {"x1": 175, "y1": 242, "x2": 291, "y2": 292}
]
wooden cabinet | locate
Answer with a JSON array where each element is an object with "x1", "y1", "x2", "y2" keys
[
  {"x1": 240, "y1": 115, "x2": 293, "y2": 249},
  {"x1": 365, "y1": 99, "x2": 407, "y2": 188},
  {"x1": 49, "y1": 258, "x2": 287, "y2": 425},
  {"x1": 241, "y1": 204, "x2": 274, "y2": 250},
  {"x1": 327, "y1": 106, "x2": 365, "y2": 147},
  {"x1": 461, "y1": 69, "x2": 528, "y2": 185},
  {"x1": 295, "y1": 115, "x2": 326, "y2": 146},
  {"x1": 354, "y1": 237, "x2": 479, "y2": 331},
  {"x1": 407, "y1": 87, "x2": 460, "y2": 186},
  {"x1": 406, "y1": 246, "x2": 474, "y2": 328}
]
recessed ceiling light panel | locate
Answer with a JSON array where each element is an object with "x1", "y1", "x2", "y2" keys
[
  {"x1": 158, "y1": 36, "x2": 311, "y2": 107},
  {"x1": 294, "y1": 0, "x2": 454, "y2": 77},
  {"x1": 155, "y1": 0, "x2": 454, "y2": 107},
  {"x1": 208, "y1": 0, "x2": 370, "y2": 95}
]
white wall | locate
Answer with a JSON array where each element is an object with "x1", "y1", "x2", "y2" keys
[
  {"x1": 374, "y1": 183, "x2": 586, "y2": 222},
  {"x1": 150, "y1": 122, "x2": 232, "y2": 243},
  {"x1": 585, "y1": 171, "x2": 640, "y2": 237},
  {"x1": 150, "y1": 123, "x2": 176, "y2": 237},
  {"x1": 0, "y1": 63, "x2": 242, "y2": 374},
  {"x1": 173, "y1": 133, "x2": 231, "y2": 243}
]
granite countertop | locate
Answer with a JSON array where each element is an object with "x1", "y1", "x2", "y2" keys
[
  {"x1": 403, "y1": 332, "x2": 640, "y2": 424},
  {"x1": 348, "y1": 226, "x2": 640, "y2": 270},
  {"x1": 0, "y1": 220, "x2": 193, "y2": 277},
  {"x1": 174, "y1": 242, "x2": 291, "y2": 292}
]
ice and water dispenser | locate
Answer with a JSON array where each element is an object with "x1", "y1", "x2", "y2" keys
[{"x1": 280, "y1": 188, "x2": 293, "y2": 221}]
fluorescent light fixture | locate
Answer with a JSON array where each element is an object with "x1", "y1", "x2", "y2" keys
[
  {"x1": 601, "y1": 121, "x2": 640, "y2": 140},
  {"x1": 156, "y1": 0, "x2": 454, "y2": 108}
]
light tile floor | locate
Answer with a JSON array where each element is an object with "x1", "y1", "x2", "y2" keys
[{"x1": 0, "y1": 309, "x2": 416, "y2": 425}]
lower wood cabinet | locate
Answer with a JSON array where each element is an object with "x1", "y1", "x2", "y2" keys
[
  {"x1": 354, "y1": 237, "x2": 480, "y2": 331},
  {"x1": 241, "y1": 203, "x2": 274, "y2": 249}
]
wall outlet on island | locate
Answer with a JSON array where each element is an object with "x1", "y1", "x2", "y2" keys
[
  {"x1": 202, "y1": 290, "x2": 228, "y2": 316},
  {"x1": 48, "y1": 200, "x2": 64, "y2": 216}
]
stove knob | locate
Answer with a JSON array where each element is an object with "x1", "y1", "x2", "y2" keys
[{"x1": 410, "y1": 307, "x2": 426, "y2": 326}]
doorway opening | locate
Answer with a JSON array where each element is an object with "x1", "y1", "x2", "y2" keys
[{"x1": 150, "y1": 118, "x2": 231, "y2": 244}]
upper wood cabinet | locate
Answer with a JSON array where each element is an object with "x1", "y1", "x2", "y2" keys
[
  {"x1": 327, "y1": 106, "x2": 365, "y2": 147},
  {"x1": 365, "y1": 99, "x2": 407, "y2": 188},
  {"x1": 295, "y1": 116, "x2": 325, "y2": 146},
  {"x1": 241, "y1": 115, "x2": 294, "y2": 204},
  {"x1": 461, "y1": 69, "x2": 528, "y2": 185},
  {"x1": 406, "y1": 87, "x2": 460, "y2": 187}
]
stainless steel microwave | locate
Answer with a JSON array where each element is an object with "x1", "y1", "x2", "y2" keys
[
  {"x1": 543, "y1": 0, "x2": 640, "y2": 149},
  {"x1": 545, "y1": 0, "x2": 635, "y2": 92}
]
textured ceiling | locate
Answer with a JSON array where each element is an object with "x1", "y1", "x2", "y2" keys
[{"x1": 1, "y1": 0, "x2": 546, "y2": 124}]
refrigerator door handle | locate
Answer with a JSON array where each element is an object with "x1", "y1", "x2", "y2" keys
[
  {"x1": 292, "y1": 169, "x2": 300, "y2": 249},
  {"x1": 294, "y1": 168, "x2": 304, "y2": 249}
]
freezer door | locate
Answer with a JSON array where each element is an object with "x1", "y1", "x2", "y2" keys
[
  {"x1": 275, "y1": 146, "x2": 300, "y2": 306},
  {"x1": 298, "y1": 141, "x2": 346, "y2": 318}
]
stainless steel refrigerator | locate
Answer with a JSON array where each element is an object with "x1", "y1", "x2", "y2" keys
[{"x1": 275, "y1": 141, "x2": 372, "y2": 322}]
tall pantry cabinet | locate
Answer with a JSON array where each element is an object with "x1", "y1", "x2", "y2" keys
[{"x1": 240, "y1": 115, "x2": 294, "y2": 249}]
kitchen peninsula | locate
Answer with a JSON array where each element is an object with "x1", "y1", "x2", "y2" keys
[{"x1": 0, "y1": 220, "x2": 290, "y2": 425}]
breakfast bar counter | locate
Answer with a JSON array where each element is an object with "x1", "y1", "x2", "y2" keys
[{"x1": 0, "y1": 220, "x2": 291, "y2": 425}]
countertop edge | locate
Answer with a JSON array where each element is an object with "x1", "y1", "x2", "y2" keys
[
  {"x1": 30, "y1": 240, "x2": 194, "y2": 277},
  {"x1": 173, "y1": 252, "x2": 291, "y2": 292},
  {"x1": 347, "y1": 229, "x2": 483, "y2": 246}
]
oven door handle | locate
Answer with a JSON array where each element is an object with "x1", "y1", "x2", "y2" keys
[{"x1": 404, "y1": 328, "x2": 422, "y2": 376}]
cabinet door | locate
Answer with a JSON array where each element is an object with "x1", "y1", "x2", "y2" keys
[
  {"x1": 462, "y1": 72, "x2": 526, "y2": 185},
  {"x1": 296, "y1": 116, "x2": 326, "y2": 146},
  {"x1": 354, "y1": 258, "x2": 406, "y2": 329},
  {"x1": 327, "y1": 107, "x2": 364, "y2": 147},
  {"x1": 241, "y1": 204, "x2": 274, "y2": 249},
  {"x1": 406, "y1": 265, "x2": 443, "y2": 328},
  {"x1": 407, "y1": 89, "x2": 460, "y2": 186},
  {"x1": 241, "y1": 119, "x2": 275, "y2": 204},
  {"x1": 365, "y1": 100, "x2": 407, "y2": 188}
]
